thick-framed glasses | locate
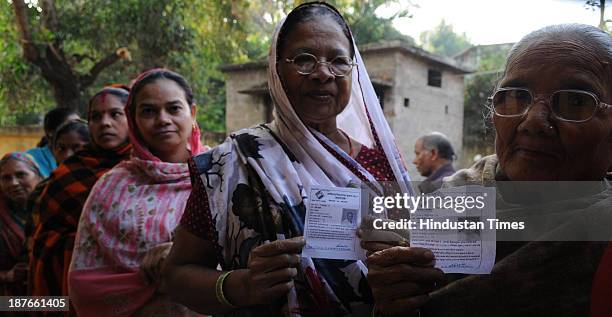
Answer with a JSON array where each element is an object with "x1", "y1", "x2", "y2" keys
[
  {"x1": 285, "y1": 53, "x2": 356, "y2": 77},
  {"x1": 488, "y1": 87, "x2": 611, "y2": 122}
]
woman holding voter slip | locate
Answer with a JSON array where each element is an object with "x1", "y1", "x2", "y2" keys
[
  {"x1": 363, "y1": 24, "x2": 612, "y2": 317},
  {"x1": 164, "y1": 2, "x2": 412, "y2": 316}
]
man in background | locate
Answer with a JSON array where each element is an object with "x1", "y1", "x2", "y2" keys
[{"x1": 413, "y1": 132, "x2": 456, "y2": 193}]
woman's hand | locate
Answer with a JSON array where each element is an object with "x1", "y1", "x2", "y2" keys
[
  {"x1": 367, "y1": 247, "x2": 444, "y2": 317},
  {"x1": 140, "y1": 242, "x2": 173, "y2": 286},
  {"x1": 358, "y1": 215, "x2": 409, "y2": 257},
  {"x1": 241, "y1": 237, "x2": 305, "y2": 306}
]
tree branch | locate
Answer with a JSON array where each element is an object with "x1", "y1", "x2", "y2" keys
[
  {"x1": 79, "y1": 47, "x2": 130, "y2": 88},
  {"x1": 41, "y1": 0, "x2": 59, "y2": 34},
  {"x1": 12, "y1": 0, "x2": 39, "y2": 62}
]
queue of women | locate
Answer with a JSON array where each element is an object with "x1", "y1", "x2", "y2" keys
[{"x1": 0, "y1": 1, "x2": 610, "y2": 316}]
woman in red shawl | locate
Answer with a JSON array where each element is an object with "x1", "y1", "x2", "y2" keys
[
  {"x1": 0, "y1": 152, "x2": 43, "y2": 296},
  {"x1": 29, "y1": 86, "x2": 132, "y2": 299}
]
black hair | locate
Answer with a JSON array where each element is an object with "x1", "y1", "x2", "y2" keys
[
  {"x1": 43, "y1": 107, "x2": 79, "y2": 134},
  {"x1": 89, "y1": 87, "x2": 130, "y2": 109},
  {"x1": 129, "y1": 69, "x2": 194, "y2": 114},
  {"x1": 52, "y1": 120, "x2": 90, "y2": 150},
  {"x1": 277, "y1": 2, "x2": 354, "y2": 60},
  {"x1": 419, "y1": 132, "x2": 456, "y2": 161},
  {"x1": 88, "y1": 87, "x2": 130, "y2": 121}
]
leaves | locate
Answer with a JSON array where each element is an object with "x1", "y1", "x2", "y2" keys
[
  {"x1": 419, "y1": 19, "x2": 471, "y2": 57},
  {"x1": 0, "y1": 0, "x2": 414, "y2": 131}
]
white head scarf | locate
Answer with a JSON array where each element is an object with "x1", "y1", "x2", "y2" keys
[{"x1": 267, "y1": 2, "x2": 413, "y2": 195}]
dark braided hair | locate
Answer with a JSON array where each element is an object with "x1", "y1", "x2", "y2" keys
[{"x1": 276, "y1": 2, "x2": 354, "y2": 60}]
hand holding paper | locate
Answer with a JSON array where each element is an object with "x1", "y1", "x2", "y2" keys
[
  {"x1": 244, "y1": 237, "x2": 304, "y2": 305},
  {"x1": 366, "y1": 246, "x2": 445, "y2": 316}
]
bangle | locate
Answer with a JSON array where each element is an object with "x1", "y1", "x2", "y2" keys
[{"x1": 215, "y1": 271, "x2": 239, "y2": 310}]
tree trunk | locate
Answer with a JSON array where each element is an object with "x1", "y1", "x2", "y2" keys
[
  {"x1": 12, "y1": 0, "x2": 126, "y2": 113},
  {"x1": 50, "y1": 77, "x2": 82, "y2": 110},
  {"x1": 599, "y1": 0, "x2": 606, "y2": 29}
]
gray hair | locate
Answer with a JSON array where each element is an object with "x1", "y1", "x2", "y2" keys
[
  {"x1": 504, "y1": 24, "x2": 612, "y2": 79},
  {"x1": 418, "y1": 132, "x2": 455, "y2": 161}
]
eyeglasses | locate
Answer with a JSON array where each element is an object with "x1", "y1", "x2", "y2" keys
[
  {"x1": 285, "y1": 53, "x2": 356, "y2": 77},
  {"x1": 488, "y1": 87, "x2": 611, "y2": 122}
]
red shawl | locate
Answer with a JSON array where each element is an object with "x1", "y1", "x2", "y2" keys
[{"x1": 29, "y1": 143, "x2": 131, "y2": 297}]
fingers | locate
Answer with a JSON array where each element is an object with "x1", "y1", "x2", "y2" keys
[
  {"x1": 361, "y1": 241, "x2": 394, "y2": 253},
  {"x1": 359, "y1": 227, "x2": 408, "y2": 243},
  {"x1": 249, "y1": 253, "x2": 300, "y2": 273},
  {"x1": 139, "y1": 244, "x2": 170, "y2": 285},
  {"x1": 259, "y1": 280, "x2": 295, "y2": 303},
  {"x1": 139, "y1": 266, "x2": 153, "y2": 285},
  {"x1": 368, "y1": 265, "x2": 444, "y2": 285},
  {"x1": 252, "y1": 237, "x2": 305, "y2": 257},
  {"x1": 371, "y1": 280, "x2": 438, "y2": 301},
  {"x1": 139, "y1": 248, "x2": 153, "y2": 284},
  {"x1": 367, "y1": 247, "x2": 435, "y2": 267},
  {"x1": 376, "y1": 294, "x2": 429, "y2": 317},
  {"x1": 251, "y1": 268, "x2": 297, "y2": 287}
]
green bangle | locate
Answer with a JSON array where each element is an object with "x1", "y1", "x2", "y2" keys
[{"x1": 215, "y1": 271, "x2": 239, "y2": 310}]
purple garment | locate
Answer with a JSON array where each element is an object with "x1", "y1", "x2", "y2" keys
[{"x1": 419, "y1": 163, "x2": 456, "y2": 193}]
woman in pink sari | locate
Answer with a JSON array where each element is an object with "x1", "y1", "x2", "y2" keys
[{"x1": 69, "y1": 69, "x2": 207, "y2": 317}]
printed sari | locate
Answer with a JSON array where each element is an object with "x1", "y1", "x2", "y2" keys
[
  {"x1": 181, "y1": 4, "x2": 412, "y2": 316},
  {"x1": 68, "y1": 69, "x2": 207, "y2": 317}
]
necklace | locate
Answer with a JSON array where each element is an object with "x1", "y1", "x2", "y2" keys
[{"x1": 338, "y1": 129, "x2": 354, "y2": 157}]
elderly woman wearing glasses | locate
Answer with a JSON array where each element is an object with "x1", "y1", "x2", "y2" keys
[
  {"x1": 363, "y1": 24, "x2": 611, "y2": 317},
  {"x1": 163, "y1": 2, "x2": 412, "y2": 316}
]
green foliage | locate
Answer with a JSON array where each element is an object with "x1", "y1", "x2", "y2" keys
[
  {"x1": 462, "y1": 44, "x2": 509, "y2": 149},
  {"x1": 0, "y1": 0, "x2": 413, "y2": 131},
  {"x1": 419, "y1": 19, "x2": 471, "y2": 57},
  {"x1": 478, "y1": 50, "x2": 507, "y2": 72},
  {"x1": 463, "y1": 72, "x2": 499, "y2": 148},
  {"x1": 334, "y1": 0, "x2": 415, "y2": 45},
  {"x1": 0, "y1": 1, "x2": 54, "y2": 126}
]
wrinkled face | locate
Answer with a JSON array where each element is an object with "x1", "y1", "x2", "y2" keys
[
  {"x1": 89, "y1": 94, "x2": 129, "y2": 150},
  {"x1": 277, "y1": 16, "x2": 352, "y2": 127},
  {"x1": 53, "y1": 131, "x2": 88, "y2": 164},
  {"x1": 494, "y1": 40, "x2": 612, "y2": 181},
  {"x1": 413, "y1": 139, "x2": 434, "y2": 177},
  {"x1": 134, "y1": 78, "x2": 195, "y2": 160},
  {"x1": 0, "y1": 159, "x2": 41, "y2": 207}
]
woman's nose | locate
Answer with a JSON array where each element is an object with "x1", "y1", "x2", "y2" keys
[
  {"x1": 100, "y1": 115, "x2": 112, "y2": 127},
  {"x1": 156, "y1": 111, "x2": 172, "y2": 125},
  {"x1": 65, "y1": 149, "x2": 76, "y2": 159},
  {"x1": 516, "y1": 101, "x2": 556, "y2": 137},
  {"x1": 8, "y1": 176, "x2": 19, "y2": 186},
  {"x1": 309, "y1": 62, "x2": 334, "y2": 83}
]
